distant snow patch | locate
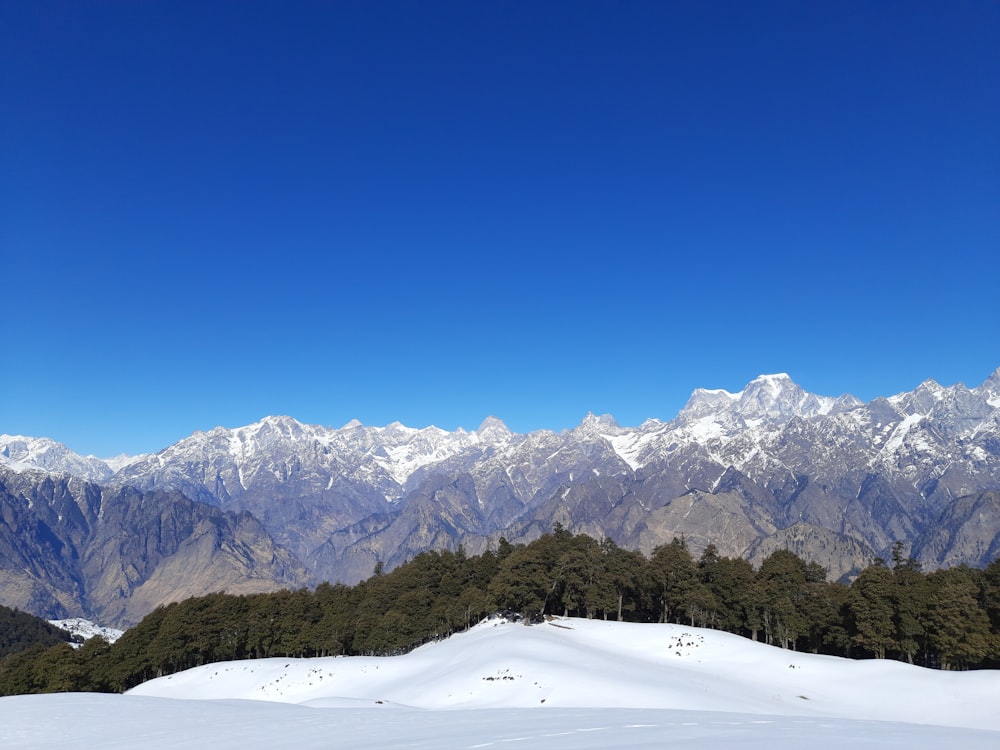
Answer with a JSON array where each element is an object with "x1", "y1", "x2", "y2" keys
[{"x1": 49, "y1": 618, "x2": 124, "y2": 645}]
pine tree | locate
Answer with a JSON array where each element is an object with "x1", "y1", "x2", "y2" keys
[
  {"x1": 601, "y1": 538, "x2": 645, "y2": 621},
  {"x1": 646, "y1": 538, "x2": 701, "y2": 625},
  {"x1": 926, "y1": 567, "x2": 993, "y2": 670},
  {"x1": 890, "y1": 547, "x2": 929, "y2": 664},
  {"x1": 754, "y1": 550, "x2": 811, "y2": 650}
]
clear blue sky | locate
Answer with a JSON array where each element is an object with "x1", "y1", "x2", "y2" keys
[{"x1": 2, "y1": 1, "x2": 998, "y2": 457}]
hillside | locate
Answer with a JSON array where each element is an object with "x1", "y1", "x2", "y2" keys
[
  {"x1": 3, "y1": 617, "x2": 998, "y2": 749},
  {"x1": 0, "y1": 605, "x2": 75, "y2": 658},
  {"x1": 129, "y1": 616, "x2": 1000, "y2": 729}
]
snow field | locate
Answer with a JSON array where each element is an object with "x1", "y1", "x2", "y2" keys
[
  {"x1": 3, "y1": 617, "x2": 999, "y2": 749},
  {"x1": 128, "y1": 617, "x2": 1000, "y2": 728}
]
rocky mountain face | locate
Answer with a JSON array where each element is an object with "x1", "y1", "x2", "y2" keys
[
  {"x1": 2, "y1": 368, "x2": 999, "y2": 625},
  {"x1": 0, "y1": 467, "x2": 308, "y2": 626}
]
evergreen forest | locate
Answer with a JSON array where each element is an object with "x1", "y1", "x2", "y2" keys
[
  {"x1": 3, "y1": 528, "x2": 1000, "y2": 695},
  {"x1": 0, "y1": 606, "x2": 77, "y2": 659}
]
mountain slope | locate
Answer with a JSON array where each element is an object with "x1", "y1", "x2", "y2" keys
[{"x1": 0, "y1": 468, "x2": 308, "y2": 626}]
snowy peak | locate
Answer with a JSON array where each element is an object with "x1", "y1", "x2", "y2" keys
[
  {"x1": 365, "y1": 422, "x2": 478, "y2": 487},
  {"x1": 889, "y1": 379, "x2": 948, "y2": 416},
  {"x1": 679, "y1": 373, "x2": 840, "y2": 428},
  {"x1": 576, "y1": 412, "x2": 621, "y2": 434},
  {"x1": 981, "y1": 367, "x2": 1000, "y2": 407},
  {"x1": 885, "y1": 371, "x2": 1000, "y2": 422},
  {"x1": 0, "y1": 434, "x2": 115, "y2": 482},
  {"x1": 476, "y1": 416, "x2": 512, "y2": 442},
  {"x1": 831, "y1": 393, "x2": 865, "y2": 413},
  {"x1": 734, "y1": 373, "x2": 837, "y2": 422},
  {"x1": 234, "y1": 415, "x2": 311, "y2": 445},
  {"x1": 172, "y1": 416, "x2": 326, "y2": 466},
  {"x1": 682, "y1": 387, "x2": 740, "y2": 418},
  {"x1": 114, "y1": 415, "x2": 483, "y2": 492}
]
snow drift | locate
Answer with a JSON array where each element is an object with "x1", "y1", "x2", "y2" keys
[{"x1": 2, "y1": 617, "x2": 999, "y2": 749}]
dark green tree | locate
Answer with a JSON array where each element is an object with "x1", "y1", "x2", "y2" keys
[
  {"x1": 849, "y1": 561, "x2": 896, "y2": 659},
  {"x1": 601, "y1": 538, "x2": 645, "y2": 621},
  {"x1": 754, "y1": 550, "x2": 811, "y2": 649},
  {"x1": 487, "y1": 539, "x2": 557, "y2": 618},
  {"x1": 646, "y1": 538, "x2": 702, "y2": 625},
  {"x1": 698, "y1": 546, "x2": 756, "y2": 635},
  {"x1": 890, "y1": 547, "x2": 929, "y2": 664},
  {"x1": 925, "y1": 566, "x2": 994, "y2": 670}
]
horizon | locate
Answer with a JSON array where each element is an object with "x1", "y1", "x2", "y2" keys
[
  {"x1": 5, "y1": 365, "x2": 998, "y2": 460},
  {"x1": 3, "y1": 2, "x2": 998, "y2": 458}
]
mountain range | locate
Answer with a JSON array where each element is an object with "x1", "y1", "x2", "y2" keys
[{"x1": 3, "y1": 369, "x2": 999, "y2": 626}]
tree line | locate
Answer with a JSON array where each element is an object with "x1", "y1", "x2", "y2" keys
[
  {"x1": 2, "y1": 527, "x2": 999, "y2": 695},
  {"x1": 0, "y1": 605, "x2": 79, "y2": 659}
]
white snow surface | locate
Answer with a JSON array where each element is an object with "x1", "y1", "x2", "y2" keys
[
  {"x1": 4, "y1": 617, "x2": 995, "y2": 749},
  {"x1": 882, "y1": 412, "x2": 926, "y2": 455},
  {"x1": 49, "y1": 618, "x2": 124, "y2": 645},
  {"x1": 0, "y1": 434, "x2": 115, "y2": 482}
]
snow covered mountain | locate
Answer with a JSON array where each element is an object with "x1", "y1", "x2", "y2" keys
[
  {"x1": 0, "y1": 435, "x2": 121, "y2": 482},
  {"x1": 3, "y1": 368, "x2": 1000, "y2": 624}
]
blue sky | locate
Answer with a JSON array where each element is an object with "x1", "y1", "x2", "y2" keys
[{"x1": 2, "y1": 1, "x2": 998, "y2": 457}]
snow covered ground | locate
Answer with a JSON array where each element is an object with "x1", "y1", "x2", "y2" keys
[
  {"x1": 3, "y1": 617, "x2": 999, "y2": 749},
  {"x1": 49, "y1": 618, "x2": 124, "y2": 645}
]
